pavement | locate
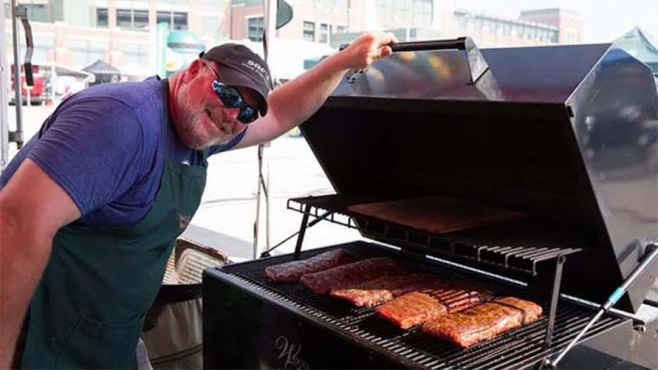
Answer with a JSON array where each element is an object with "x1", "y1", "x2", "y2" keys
[{"x1": 4, "y1": 104, "x2": 657, "y2": 302}]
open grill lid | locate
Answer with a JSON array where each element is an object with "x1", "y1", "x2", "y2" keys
[{"x1": 299, "y1": 39, "x2": 658, "y2": 313}]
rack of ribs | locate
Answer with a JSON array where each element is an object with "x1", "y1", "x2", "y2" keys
[
  {"x1": 300, "y1": 257, "x2": 406, "y2": 294},
  {"x1": 375, "y1": 281, "x2": 494, "y2": 329},
  {"x1": 265, "y1": 249, "x2": 359, "y2": 282},
  {"x1": 422, "y1": 296, "x2": 543, "y2": 347},
  {"x1": 330, "y1": 273, "x2": 442, "y2": 307}
]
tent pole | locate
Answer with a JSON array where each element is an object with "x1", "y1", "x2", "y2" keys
[
  {"x1": 253, "y1": 0, "x2": 277, "y2": 259},
  {"x1": 1, "y1": 3, "x2": 10, "y2": 172}
]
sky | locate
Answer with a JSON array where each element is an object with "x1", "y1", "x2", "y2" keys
[{"x1": 454, "y1": 0, "x2": 658, "y2": 43}]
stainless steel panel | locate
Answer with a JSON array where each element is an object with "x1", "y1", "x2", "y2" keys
[{"x1": 567, "y1": 46, "x2": 658, "y2": 310}]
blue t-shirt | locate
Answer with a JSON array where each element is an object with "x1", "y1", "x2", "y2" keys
[{"x1": 0, "y1": 76, "x2": 245, "y2": 227}]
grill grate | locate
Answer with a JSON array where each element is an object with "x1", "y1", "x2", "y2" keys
[
  {"x1": 219, "y1": 242, "x2": 626, "y2": 370},
  {"x1": 287, "y1": 195, "x2": 583, "y2": 275}
]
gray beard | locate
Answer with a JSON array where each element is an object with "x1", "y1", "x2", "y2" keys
[{"x1": 176, "y1": 112, "x2": 233, "y2": 150}]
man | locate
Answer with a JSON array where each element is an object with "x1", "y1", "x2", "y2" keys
[{"x1": 0, "y1": 32, "x2": 397, "y2": 368}]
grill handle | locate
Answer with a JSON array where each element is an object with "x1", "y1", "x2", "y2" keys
[
  {"x1": 389, "y1": 37, "x2": 468, "y2": 52},
  {"x1": 340, "y1": 36, "x2": 489, "y2": 85},
  {"x1": 394, "y1": 37, "x2": 489, "y2": 84}
]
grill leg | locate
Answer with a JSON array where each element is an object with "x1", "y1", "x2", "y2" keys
[{"x1": 293, "y1": 204, "x2": 312, "y2": 259}]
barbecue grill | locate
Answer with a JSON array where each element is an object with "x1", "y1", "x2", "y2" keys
[{"x1": 203, "y1": 38, "x2": 658, "y2": 369}]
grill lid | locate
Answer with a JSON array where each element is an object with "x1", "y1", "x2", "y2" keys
[{"x1": 299, "y1": 39, "x2": 658, "y2": 313}]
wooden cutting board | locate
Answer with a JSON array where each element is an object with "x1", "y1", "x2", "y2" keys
[{"x1": 348, "y1": 196, "x2": 526, "y2": 234}]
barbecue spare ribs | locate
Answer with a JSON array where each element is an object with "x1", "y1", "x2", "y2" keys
[
  {"x1": 265, "y1": 248, "x2": 359, "y2": 282},
  {"x1": 375, "y1": 281, "x2": 494, "y2": 329},
  {"x1": 300, "y1": 257, "x2": 406, "y2": 294},
  {"x1": 330, "y1": 273, "x2": 442, "y2": 307},
  {"x1": 422, "y1": 296, "x2": 543, "y2": 347}
]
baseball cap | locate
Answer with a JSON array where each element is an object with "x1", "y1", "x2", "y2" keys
[{"x1": 200, "y1": 43, "x2": 272, "y2": 116}]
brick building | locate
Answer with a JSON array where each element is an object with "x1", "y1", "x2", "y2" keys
[{"x1": 3, "y1": 0, "x2": 583, "y2": 78}]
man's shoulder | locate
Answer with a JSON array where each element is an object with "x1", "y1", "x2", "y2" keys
[
  {"x1": 17, "y1": 78, "x2": 166, "y2": 218},
  {"x1": 53, "y1": 77, "x2": 165, "y2": 138},
  {"x1": 69, "y1": 76, "x2": 163, "y2": 111}
]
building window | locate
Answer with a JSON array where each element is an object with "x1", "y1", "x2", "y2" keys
[
  {"x1": 96, "y1": 8, "x2": 108, "y2": 28},
  {"x1": 247, "y1": 16, "x2": 264, "y2": 42},
  {"x1": 550, "y1": 31, "x2": 558, "y2": 43},
  {"x1": 303, "y1": 21, "x2": 315, "y2": 42},
  {"x1": 157, "y1": 11, "x2": 169, "y2": 26},
  {"x1": 115, "y1": 8, "x2": 163, "y2": 31},
  {"x1": 113, "y1": 8, "x2": 188, "y2": 31},
  {"x1": 31, "y1": 3, "x2": 50, "y2": 22},
  {"x1": 173, "y1": 12, "x2": 187, "y2": 30},
  {"x1": 320, "y1": 23, "x2": 329, "y2": 43},
  {"x1": 133, "y1": 9, "x2": 149, "y2": 30},
  {"x1": 116, "y1": 9, "x2": 133, "y2": 29},
  {"x1": 157, "y1": 11, "x2": 188, "y2": 31},
  {"x1": 9, "y1": 2, "x2": 51, "y2": 22},
  {"x1": 336, "y1": 25, "x2": 348, "y2": 33},
  {"x1": 523, "y1": 27, "x2": 531, "y2": 39}
]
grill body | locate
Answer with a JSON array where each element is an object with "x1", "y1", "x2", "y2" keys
[{"x1": 202, "y1": 242, "x2": 646, "y2": 370}]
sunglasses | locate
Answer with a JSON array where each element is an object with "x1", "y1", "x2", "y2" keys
[{"x1": 203, "y1": 62, "x2": 260, "y2": 124}]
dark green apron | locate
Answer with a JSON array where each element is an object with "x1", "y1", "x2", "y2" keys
[{"x1": 20, "y1": 80, "x2": 207, "y2": 369}]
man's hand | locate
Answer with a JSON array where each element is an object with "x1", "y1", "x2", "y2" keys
[{"x1": 336, "y1": 32, "x2": 398, "y2": 70}]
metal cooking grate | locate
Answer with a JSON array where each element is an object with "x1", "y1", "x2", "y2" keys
[
  {"x1": 219, "y1": 242, "x2": 626, "y2": 370},
  {"x1": 287, "y1": 195, "x2": 583, "y2": 275}
]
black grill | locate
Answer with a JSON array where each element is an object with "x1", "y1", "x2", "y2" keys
[
  {"x1": 219, "y1": 242, "x2": 625, "y2": 370},
  {"x1": 204, "y1": 40, "x2": 658, "y2": 370}
]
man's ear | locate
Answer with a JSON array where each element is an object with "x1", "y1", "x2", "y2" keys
[{"x1": 182, "y1": 59, "x2": 204, "y2": 82}]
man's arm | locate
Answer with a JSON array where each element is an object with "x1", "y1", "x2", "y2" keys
[
  {"x1": 234, "y1": 32, "x2": 397, "y2": 149},
  {"x1": 0, "y1": 159, "x2": 80, "y2": 368}
]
